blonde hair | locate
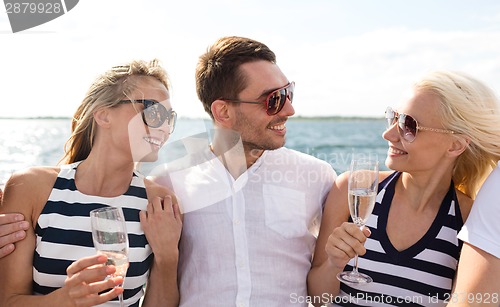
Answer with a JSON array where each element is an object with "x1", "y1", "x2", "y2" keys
[
  {"x1": 61, "y1": 59, "x2": 170, "y2": 164},
  {"x1": 415, "y1": 71, "x2": 500, "y2": 198}
]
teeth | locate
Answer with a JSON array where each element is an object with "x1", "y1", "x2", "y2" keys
[
  {"x1": 389, "y1": 147, "x2": 406, "y2": 155},
  {"x1": 269, "y1": 123, "x2": 285, "y2": 130},
  {"x1": 144, "y1": 137, "x2": 162, "y2": 146}
]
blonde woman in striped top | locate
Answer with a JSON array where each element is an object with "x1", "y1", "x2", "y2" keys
[{"x1": 0, "y1": 59, "x2": 181, "y2": 307}]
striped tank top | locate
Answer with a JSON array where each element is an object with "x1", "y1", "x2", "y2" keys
[
  {"x1": 334, "y1": 172, "x2": 463, "y2": 307},
  {"x1": 33, "y1": 162, "x2": 153, "y2": 307}
]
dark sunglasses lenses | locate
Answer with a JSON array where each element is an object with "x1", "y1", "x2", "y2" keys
[
  {"x1": 139, "y1": 100, "x2": 176, "y2": 132},
  {"x1": 385, "y1": 107, "x2": 417, "y2": 142},
  {"x1": 266, "y1": 83, "x2": 294, "y2": 115},
  {"x1": 400, "y1": 115, "x2": 417, "y2": 142},
  {"x1": 119, "y1": 99, "x2": 176, "y2": 132}
]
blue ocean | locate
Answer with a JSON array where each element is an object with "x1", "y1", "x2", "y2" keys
[{"x1": 0, "y1": 117, "x2": 389, "y2": 186}]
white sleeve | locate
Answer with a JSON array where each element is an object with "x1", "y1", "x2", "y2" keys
[{"x1": 457, "y1": 164, "x2": 500, "y2": 258}]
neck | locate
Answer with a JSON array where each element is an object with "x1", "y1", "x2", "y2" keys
[
  {"x1": 211, "y1": 130, "x2": 264, "y2": 179},
  {"x1": 398, "y1": 168, "x2": 454, "y2": 212},
  {"x1": 74, "y1": 147, "x2": 136, "y2": 197}
]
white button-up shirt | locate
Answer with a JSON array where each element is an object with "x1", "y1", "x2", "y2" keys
[{"x1": 158, "y1": 141, "x2": 336, "y2": 306}]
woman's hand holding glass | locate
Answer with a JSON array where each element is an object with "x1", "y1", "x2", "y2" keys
[
  {"x1": 61, "y1": 254, "x2": 125, "y2": 306},
  {"x1": 90, "y1": 207, "x2": 129, "y2": 307},
  {"x1": 336, "y1": 157, "x2": 379, "y2": 284}
]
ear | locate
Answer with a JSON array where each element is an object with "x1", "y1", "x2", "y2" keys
[
  {"x1": 211, "y1": 100, "x2": 233, "y2": 128},
  {"x1": 93, "y1": 108, "x2": 111, "y2": 128},
  {"x1": 448, "y1": 136, "x2": 470, "y2": 157}
]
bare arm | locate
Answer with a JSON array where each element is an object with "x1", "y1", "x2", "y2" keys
[
  {"x1": 447, "y1": 243, "x2": 500, "y2": 307},
  {"x1": 307, "y1": 172, "x2": 370, "y2": 305},
  {"x1": 0, "y1": 168, "x2": 123, "y2": 306},
  {"x1": 140, "y1": 181, "x2": 182, "y2": 307}
]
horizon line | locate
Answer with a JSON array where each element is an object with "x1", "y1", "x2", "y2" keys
[{"x1": 0, "y1": 115, "x2": 384, "y2": 120}]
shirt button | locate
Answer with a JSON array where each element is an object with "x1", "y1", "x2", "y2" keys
[{"x1": 234, "y1": 219, "x2": 240, "y2": 225}]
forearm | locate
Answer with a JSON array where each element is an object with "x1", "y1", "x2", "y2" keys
[
  {"x1": 141, "y1": 252, "x2": 179, "y2": 307},
  {"x1": 307, "y1": 260, "x2": 343, "y2": 307},
  {"x1": 1, "y1": 289, "x2": 67, "y2": 307},
  {"x1": 447, "y1": 244, "x2": 500, "y2": 307}
]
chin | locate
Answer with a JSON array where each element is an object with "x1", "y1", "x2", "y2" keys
[
  {"x1": 269, "y1": 138, "x2": 286, "y2": 150},
  {"x1": 264, "y1": 143, "x2": 284, "y2": 151},
  {"x1": 385, "y1": 159, "x2": 406, "y2": 172},
  {"x1": 136, "y1": 152, "x2": 159, "y2": 163}
]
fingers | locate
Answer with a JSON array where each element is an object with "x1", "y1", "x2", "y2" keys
[
  {"x1": 66, "y1": 254, "x2": 108, "y2": 278},
  {"x1": 67, "y1": 276, "x2": 123, "y2": 298},
  {"x1": 67, "y1": 263, "x2": 118, "y2": 286},
  {"x1": 171, "y1": 199, "x2": 181, "y2": 219},
  {"x1": 63, "y1": 254, "x2": 125, "y2": 307},
  {"x1": 0, "y1": 213, "x2": 28, "y2": 236},
  {"x1": 0, "y1": 226, "x2": 27, "y2": 247},
  {"x1": 161, "y1": 195, "x2": 179, "y2": 217},
  {"x1": 361, "y1": 225, "x2": 371, "y2": 238},
  {"x1": 0, "y1": 243, "x2": 15, "y2": 258},
  {"x1": 325, "y1": 222, "x2": 369, "y2": 268},
  {"x1": 65, "y1": 274, "x2": 123, "y2": 307},
  {"x1": 0, "y1": 213, "x2": 25, "y2": 225},
  {"x1": 140, "y1": 195, "x2": 182, "y2": 259},
  {"x1": 144, "y1": 196, "x2": 179, "y2": 218},
  {"x1": 69, "y1": 286, "x2": 123, "y2": 307},
  {"x1": 343, "y1": 223, "x2": 369, "y2": 246},
  {"x1": 0, "y1": 214, "x2": 29, "y2": 258}
]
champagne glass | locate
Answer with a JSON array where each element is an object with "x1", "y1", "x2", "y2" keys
[
  {"x1": 90, "y1": 207, "x2": 129, "y2": 306},
  {"x1": 337, "y1": 156, "x2": 379, "y2": 284}
]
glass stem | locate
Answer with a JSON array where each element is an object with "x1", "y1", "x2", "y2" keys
[
  {"x1": 352, "y1": 225, "x2": 363, "y2": 275},
  {"x1": 119, "y1": 293, "x2": 124, "y2": 307},
  {"x1": 353, "y1": 254, "x2": 359, "y2": 274}
]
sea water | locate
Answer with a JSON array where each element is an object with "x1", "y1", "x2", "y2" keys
[{"x1": 0, "y1": 117, "x2": 389, "y2": 186}]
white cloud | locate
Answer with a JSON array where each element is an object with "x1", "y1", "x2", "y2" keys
[
  {"x1": 1, "y1": 1, "x2": 500, "y2": 119},
  {"x1": 280, "y1": 28, "x2": 500, "y2": 117}
]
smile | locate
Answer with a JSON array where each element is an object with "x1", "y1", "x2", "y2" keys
[
  {"x1": 389, "y1": 147, "x2": 407, "y2": 155},
  {"x1": 143, "y1": 137, "x2": 164, "y2": 147},
  {"x1": 269, "y1": 123, "x2": 286, "y2": 131}
]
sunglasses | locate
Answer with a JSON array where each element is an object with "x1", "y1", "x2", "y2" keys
[
  {"x1": 119, "y1": 99, "x2": 177, "y2": 133},
  {"x1": 385, "y1": 106, "x2": 455, "y2": 143},
  {"x1": 222, "y1": 82, "x2": 295, "y2": 116}
]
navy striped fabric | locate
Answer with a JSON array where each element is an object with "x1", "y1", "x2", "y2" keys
[
  {"x1": 335, "y1": 172, "x2": 463, "y2": 307},
  {"x1": 33, "y1": 162, "x2": 152, "y2": 306}
]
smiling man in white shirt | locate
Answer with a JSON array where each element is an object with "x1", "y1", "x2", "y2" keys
[{"x1": 156, "y1": 36, "x2": 336, "y2": 306}]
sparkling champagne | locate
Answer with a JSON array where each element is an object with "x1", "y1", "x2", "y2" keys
[
  {"x1": 348, "y1": 188, "x2": 377, "y2": 226},
  {"x1": 99, "y1": 250, "x2": 129, "y2": 278}
]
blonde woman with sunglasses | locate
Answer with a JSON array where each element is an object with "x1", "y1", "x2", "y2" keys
[
  {"x1": 308, "y1": 71, "x2": 500, "y2": 306},
  {"x1": 0, "y1": 59, "x2": 181, "y2": 307}
]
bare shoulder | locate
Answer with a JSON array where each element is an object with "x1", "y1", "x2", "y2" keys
[
  {"x1": 379, "y1": 170, "x2": 393, "y2": 182},
  {"x1": 456, "y1": 190, "x2": 474, "y2": 222},
  {"x1": 334, "y1": 171, "x2": 349, "y2": 187},
  {"x1": 5, "y1": 166, "x2": 59, "y2": 190},
  {"x1": 1, "y1": 166, "x2": 59, "y2": 224}
]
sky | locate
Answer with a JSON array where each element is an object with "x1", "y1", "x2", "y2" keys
[{"x1": 1, "y1": 0, "x2": 500, "y2": 119}]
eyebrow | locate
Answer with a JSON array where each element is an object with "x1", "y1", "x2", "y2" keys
[{"x1": 255, "y1": 83, "x2": 287, "y2": 100}]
